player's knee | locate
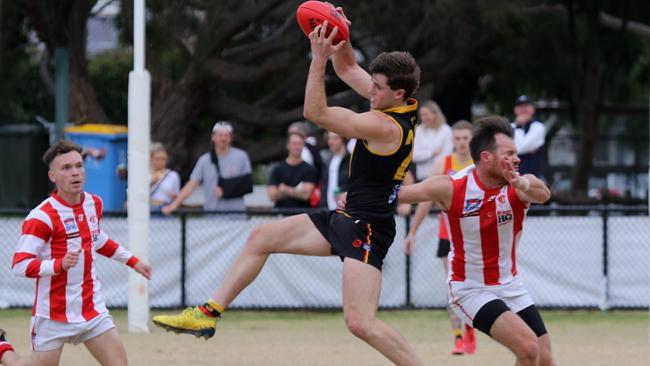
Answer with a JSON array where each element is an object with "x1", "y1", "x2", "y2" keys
[
  {"x1": 344, "y1": 313, "x2": 374, "y2": 340},
  {"x1": 515, "y1": 336, "x2": 540, "y2": 364},
  {"x1": 245, "y1": 225, "x2": 269, "y2": 252}
]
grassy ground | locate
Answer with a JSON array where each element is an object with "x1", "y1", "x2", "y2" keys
[{"x1": 1, "y1": 309, "x2": 648, "y2": 365}]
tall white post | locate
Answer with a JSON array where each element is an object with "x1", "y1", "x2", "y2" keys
[{"x1": 127, "y1": 0, "x2": 151, "y2": 333}]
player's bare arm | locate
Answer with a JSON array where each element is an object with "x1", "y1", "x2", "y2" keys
[
  {"x1": 398, "y1": 175, "x2": 453, "y2": 210},
  {"x1": 303, "y1": 22, "x2": 400, "y2": 150},
  {"x1": 323, "y1": 5, "x2": 371, "y2": 99},
  {"x1": 514, "y1": 174, "x2": 551, "y2": 204},
  {"x1": 501, "y1": 159, "x2": 550, "y2": 204}
]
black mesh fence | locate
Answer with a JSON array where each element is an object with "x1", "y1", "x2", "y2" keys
[{"x1": 1, "y1": 206, "x2": 648, "y2": 310}]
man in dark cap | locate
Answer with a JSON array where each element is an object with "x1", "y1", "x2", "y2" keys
[{"x1": 512, "y1": 95, "x2": 546, "y2": 177}]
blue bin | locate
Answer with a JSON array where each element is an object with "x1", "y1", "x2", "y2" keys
[{"x1": 65, "y1": 124, "x2": 128, "y2": 212}]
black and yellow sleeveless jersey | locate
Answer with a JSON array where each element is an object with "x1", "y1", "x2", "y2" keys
[{"x1": 345, "y1": 98, "x2": 418, "y2": 220}]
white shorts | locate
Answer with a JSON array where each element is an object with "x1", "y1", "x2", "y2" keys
[
  {"x1": 30, "y1": 312, "x2": 115, "y2": 352},
  {"x1": 448, "y1": 277, "x2": 534, "y2": 328}
]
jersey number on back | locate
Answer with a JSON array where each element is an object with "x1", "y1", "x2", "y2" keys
[{"x1": 393, "y1": 129, "x2": 414, "y2": 180}]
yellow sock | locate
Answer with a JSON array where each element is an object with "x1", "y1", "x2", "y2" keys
[
  {"x1": 452, "y1": 328, "x2": 462, "y2": 338},
  {"x1": 206, "y1": 299, "x2": 225, "y2": 314}
]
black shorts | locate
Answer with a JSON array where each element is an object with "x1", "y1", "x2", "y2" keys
[
  {"x1": 436, "y1": 239, "x2": 451, "y2": 258},
  {"x1": 308, "y1": 210, "x2": 396, "y2": 271},
  {"x1": 474, "y1": 300, "x2": 548, "y2": 337}
]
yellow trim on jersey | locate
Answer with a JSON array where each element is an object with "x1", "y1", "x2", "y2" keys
[
  {"x1": 393, "y1": 149, "x2": 413, "y2": 181},
  {"x1": 362, "y1": 116, "x2": 403, "y2": 156},
  {"x1": 375, "y1": 98, "x2": 418, "y2": 114},
  {"x1": 336, "y1": 210, "x2": 352, "y2": 218},
  {"x1": 452, "y1": 154, "x2": 473, "y2": 173}
]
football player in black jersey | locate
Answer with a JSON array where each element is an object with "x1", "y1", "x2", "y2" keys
[{"x1": 152, "y1": 7, "x2": 424, "y2": 366}]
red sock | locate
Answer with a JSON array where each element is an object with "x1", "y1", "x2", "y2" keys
[{"x1": 0, "y1": 342, "x2": 15, "y2": 361}]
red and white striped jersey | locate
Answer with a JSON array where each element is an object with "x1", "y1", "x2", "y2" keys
[
  {"x1": 443, "y1": 166, "x2": 528, "y2": 286},
  {"x1": 12, "y1": 192, "x2": 139, "y2": 323}
]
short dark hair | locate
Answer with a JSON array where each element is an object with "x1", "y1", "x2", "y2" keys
[
  {"x1": 43, "y1": 140, "x2": 83, "y2": 167},
  {"x1": 469, "y1": 116, "x2": 513, "y2": 162},
  {"x1": 368, "y1": 51, "x2": 421, "y2": 99}
]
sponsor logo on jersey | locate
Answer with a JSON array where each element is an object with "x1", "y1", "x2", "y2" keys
[
  {"x1": 63, "y1": 217, "x2": 77, "y2": 232},
  {"x1": 387, "y1": 184, "x2": 401, "y2": 204},
  {"x1": 352, "y1": 239, "x2": 362, "y2": 248},
  {"x1": 497, "y1": 210, "x2": 513, "y2": 225},
  {"x1": 91, "y1": 229, "x2": 100, "y2": 242},
  {"x1": 462, "y1": 198, "x2": 482, "y2": 216},
  {"x1": 63, "y1": 217, "x2": 80, "y2": 239},
  {"x1": 89, "y1": 215, "x2": 96, "y2": 224}
]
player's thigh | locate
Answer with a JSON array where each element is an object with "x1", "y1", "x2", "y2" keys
[
  {"x1": 255, "y1": 213, "x2": 331, "y2": 256},
  {"x1": 83, "y1": 328, "x2": 127, "y2": 366},
  {"x1": 342, "y1": 258, "x2": 382, "y2": 323},
  {"x1": 30, "y1": 348, "x2": 63, "y2": 366}
]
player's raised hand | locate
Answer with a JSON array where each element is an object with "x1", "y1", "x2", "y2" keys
[
  {"x1": 500, "y1": 157, "x2": 519, "y2": 186},
  {"x1": 134, "y1": 261, "x2": 152, "y2": 280},
  {"x1": 309, "y1": 21, "x2": 346, "y2": 59},
  {"x1": 62, "y1": 249, "x2": 81, "y2": 271},
  {"x1": 330, "y1": 4, "x2": 352, "y2": 27}
]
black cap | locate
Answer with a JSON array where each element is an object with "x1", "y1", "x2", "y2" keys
[{"x1": 515, "y1": 95, "x2": 533, "y2": 106}]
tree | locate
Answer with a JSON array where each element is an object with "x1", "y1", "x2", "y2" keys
[
  {"x1": 0, "y1": 0, "x2": 52, "y2": 123},
  {"x1": 23, "y1": 0, "x2": 109, "y2": 123}
]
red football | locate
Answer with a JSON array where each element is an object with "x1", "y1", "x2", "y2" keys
[{"x1": 296, "y1": 1, "x2": 350, "y2": 45}]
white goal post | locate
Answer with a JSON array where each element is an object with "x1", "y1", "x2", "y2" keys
[{"x1": 127, "y1": 0, "x2": 151, "y2": 333}]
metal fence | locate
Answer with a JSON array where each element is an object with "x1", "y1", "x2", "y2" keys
[{"x1": 1, "y1": 206, "x2": 648, "y2": 310}]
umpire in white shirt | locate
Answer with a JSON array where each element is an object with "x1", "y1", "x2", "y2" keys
[{"x1": 512, "y1": 95, "x2": 546, "y2": 177}]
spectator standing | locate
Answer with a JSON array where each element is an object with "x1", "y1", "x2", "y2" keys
[
  {"x1": 162, "y1": 121, "x2": 252, "y2": 214},
  {"x1": 150, "y1": 142, "x2": 181, "y2": 209},
  {"x1": 512, "y1": 95, "x2": 546, "y2": 177},
  {"x1": 322, "y1": 131, "x2": 350, "y2": 210},
  {"x1": 412, "y1": 100, "x2": 453, "y2": 181},
  {"x1": 267, "y1": 132, "x2": 318, "y2": 208},
  {"x1": 288, "y1": 121, "x2": 325, "y2": 206},
  {"x1": 287, "y1": 122, "x2": 324, "y2": 177}
]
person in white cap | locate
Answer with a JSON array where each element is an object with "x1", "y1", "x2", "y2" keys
[{"x1": 163, "y1": 121, "x2": 252, "y2": 213}]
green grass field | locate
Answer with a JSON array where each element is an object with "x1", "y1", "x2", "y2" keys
[{"x1": 1, "y1": 309, "x2": 649, "y2": 365}]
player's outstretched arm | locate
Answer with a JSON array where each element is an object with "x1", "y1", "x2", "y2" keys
[
  {"x1": 94, "y1": 233, "x2": 151, "y2": 279},
  {"x1": 398, "y1": 175, "x2": 453, "y2": 208},
  {"x1": 304, "y1": 22, "x2": 398, "y2": 142},
  {"x1": 331, "y1": 41, "x2": 371, "y2": 99},
  {"x1": 328, "y1": 6, "x2": 371, "y2": 99}
]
